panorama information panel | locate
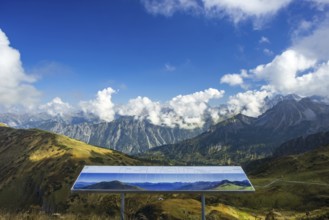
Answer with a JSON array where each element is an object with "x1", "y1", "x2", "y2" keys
[{"x1": 72, "y1": 166, "x2": 254, "y2": 193}]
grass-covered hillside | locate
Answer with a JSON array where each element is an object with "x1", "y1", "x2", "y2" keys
[
  {"x1": 134, "y1": 146, "x2": 329, "y2": 220},
  {"x1": 0, "y1": 126, "x2": 145, "y2": 217},
  {"x1": 213, "y1": 144, "x2": 329, "y2": 218},
  {"x1": 0, "y1": 126, "x2": 257, "y2": 219},
  {"x1": 1, "y1": 125, "x2": 329, "y2": 219}
]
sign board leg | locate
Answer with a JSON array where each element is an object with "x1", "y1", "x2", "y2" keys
[
  {"x1": 121, "y1": 193, "x2": 125, "y2": 220},
  {"x1": 201, "y1": 193, "x2": 206, "y2": 220}
]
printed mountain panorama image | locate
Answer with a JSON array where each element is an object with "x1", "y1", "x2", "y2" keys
[
  {"x1": 72, "y1": 168, "x2": 254, "y2": 192},
  {"x1": 1, "y1": 0, "x2": 329, "y2": 219},
  {"x1": 75, "y1": 178, "x2": 253, "y2": 192}
]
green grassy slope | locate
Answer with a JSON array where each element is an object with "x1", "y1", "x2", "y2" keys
[
  {"x1": 215, "y1": 145, "x2": 329, "y2": 213},
  {"x1": 135, "y1": 198, "x2": 255, "y2": 220},
  {"x1": 1, "y1": 125, "x2": 329, "y2": 219},
  {"x1": 135, "y1": 142, "x2": 329, "y2": 219},
  {"x1": 0, "y1": 126, "x2": 145, "y2": 216},
  {"x1": 0, "y1": 126, "x2": 260, "y2": 219}
]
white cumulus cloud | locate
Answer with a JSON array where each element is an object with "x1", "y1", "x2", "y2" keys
[
  {"x1": 167, "y1": 88, "x2": 225, "y2": 128},
  {"x1": 253, "y1": 18, "x2": 329, "y2": 97},
  {"x1": 117, "y1": 96, "x2": 162, "y2": 125},
  {"x1": 220, "y1": 69, "x2": 248, "y2": 87},
  {"x1": 251, "y1": 19, "x2": 329, "y2": 97},
  {"x1": 141, "y1": 0, "x2": 292, "y2": 26},
  {"x1": 283, "y1": 61, "x2": 329, "y2": 97},
  {"x1": 251, "y1": 49, "x2": 316, "y2": 93},
  {"x1": 220, "y1": 73, "x2": 244, "y2": 86},
  {"x1": 80, "y1": 87, "x2": 116, "y2": 122},
  {"x1": 293, "y1": 20, "x2": 314, "y2": 37},
  {"x1": 222, "y1": 17, "x2": 329, "y2": 109},
  {"x1": 0, "y1": 29, "x2": 40, "y2": 109},
  {"x1": 293, "y1": 18, "x2": 329, "y2": 61},
  {"x1": 39, "y1": 97, "x2": 72, "y2": 116},
  {"x1": 227, "y1": 90, "x2": 273, "y2": 117},
  {"x1": 203, "y1": 0, "x2": 292, "y2": 24},
  {"x1": 118, "y1": 88, "x2": 225, "y2": 129}
]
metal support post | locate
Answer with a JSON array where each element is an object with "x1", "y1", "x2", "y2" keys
[
  {"x1": 121, "y1": 193, "x2": 125, "y2": 220},
  {"x1": 201, "y1": 193, "x2": 206, "y2": 220}
]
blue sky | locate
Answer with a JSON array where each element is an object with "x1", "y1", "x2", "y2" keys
[{"x1": 1, "y1": 0, "x2": 329, "y2": 128}]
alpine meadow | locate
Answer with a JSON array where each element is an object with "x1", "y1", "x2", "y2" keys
[{"x1": 1, "y1": 0, "x2": 329, "y2": 219}]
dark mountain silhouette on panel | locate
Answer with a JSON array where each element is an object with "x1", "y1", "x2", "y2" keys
[
  {"x1": 175, "y1": 180, "x2": 251, "y2": 191},
  {"x1": 140, "y1": 98, "x2": 329, "y2": 165},
  {"x1": 83, "y1": 180, "x2": 142, "y2": 190},
  {"x1": 82, "y1": 180, "x2": 252, "y2": 191},
  {"x1": 131, "y1": 182, "x2": 187, "y2": 191}
]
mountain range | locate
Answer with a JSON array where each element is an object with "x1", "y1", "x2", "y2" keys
[
  {"x1": 274, "y1": 130, "x2": 329, "y2": 157},
  {"x1": 0, "y1": 94, "x2": 324, "y2": 157},
  {"x1": 82, "y1": 180, "x2": 142, "y2": 190},
  {"x1": 0, "y1": 113, "x2": 207, "y2": 154},
  {"x1": 2, "y1": 94, "x2": 329, "y2": 166},
  {"x1": 140, "y1": 97, "x2": 329, "y2": 164},
  {"x1": 80, "y1": 179, "x2": 252, "y2": 191}
]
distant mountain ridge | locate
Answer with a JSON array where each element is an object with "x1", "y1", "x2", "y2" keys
[
  {"x1": 78, "y1": 180, "x2": 252, "y2": 191},
  {"x1": 274, "y1": 130, "x2": 329, "y2": 157},
  {"x1": 0, "y1": 113, "x2": 207, "y2": 154},
  {"x1": 140, "y1": 97, "x2": 329, "y2": 165},
  {"x1": 83, "y1": 180, "x2": 142, "y2": 190},
  {"x1": 1, "y1": 94, "x2": 328, "y2": 156}
]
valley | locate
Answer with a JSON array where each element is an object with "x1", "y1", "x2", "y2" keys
[
  {"x1": 1, "y1": 97, "x2": 329, "y2": 219},
  {"x1": 2, "y1": 0, "x2": 329, "y2": 218},
  {"x1": 0, "y1": 120, "x2": 329, "y2": 219}
]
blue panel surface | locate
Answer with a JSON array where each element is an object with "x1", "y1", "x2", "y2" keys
[{"x1": 71, "y1": 166, "x2": 254, "y2": 193}]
